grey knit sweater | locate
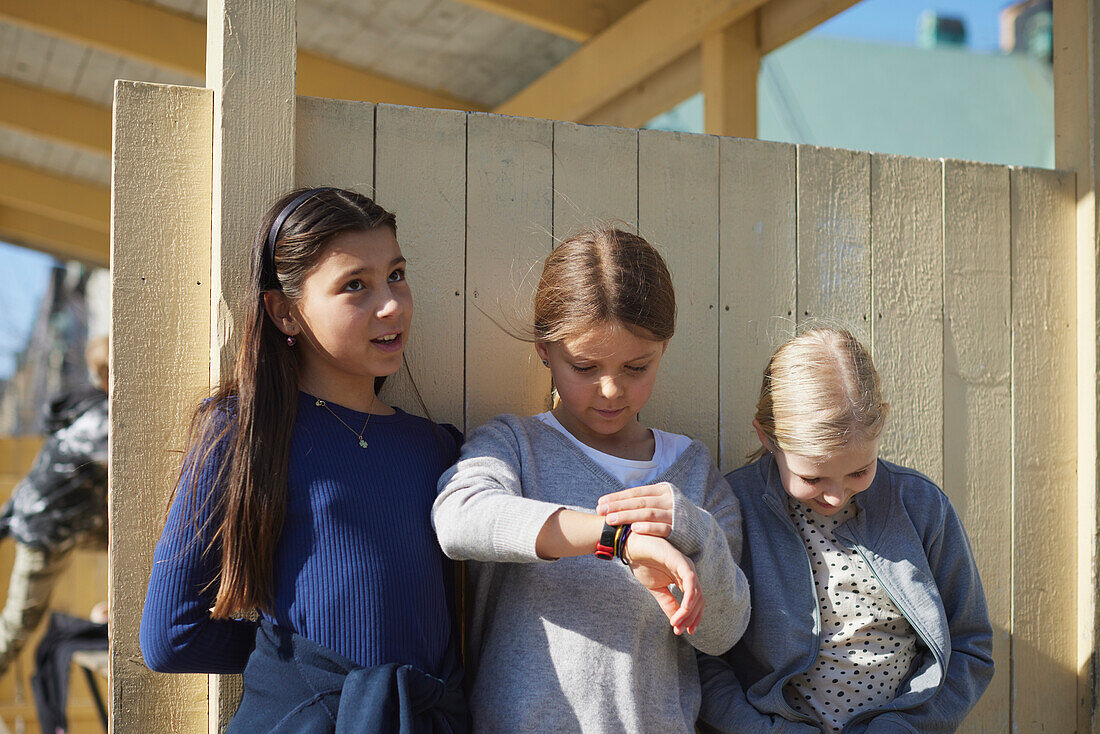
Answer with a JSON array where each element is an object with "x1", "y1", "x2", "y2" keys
[{"x1": 432, "y1": 414, "x2": 750, "y2": 733}]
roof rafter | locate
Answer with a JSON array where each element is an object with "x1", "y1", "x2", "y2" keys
[
  {"x1": 759, "y1": 0, "x2": 861, "y2": 54},
  {"x1": 0, "y1": 157, "x2": 109, "y2": 233},
  {"x1": 0, "y1": 78, "x2": 111, "y2": 154},
  {"x1": 0, "y1": 204, "x2": 108, "y2": 266},
  {"x1": 494, "y1": 0, "x2": 770, "y2": 121},
  {"x1": 583, "y1": 48, "x2": 700, "y2": 129},
  {"x1": 504, "y1": 0, "x2": 859, "y2": 124},
  {"x1": 0, "y1": 0, "x2": 485, "y2": 110},
  {"x1": 449, "y1": 0, "x2": 642, "y2": 41}
]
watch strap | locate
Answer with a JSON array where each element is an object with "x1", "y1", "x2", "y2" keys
[{"x1": 594, "y1": 522, "x2": 617, "y2": 560}]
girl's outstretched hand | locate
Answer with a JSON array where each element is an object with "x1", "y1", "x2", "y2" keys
[
  {"x1": 623, "y1": 531, "x2": 704, "y2": 636},
  {"x1": 596, "y1": 482, "x2": 673, "y2": 537}
]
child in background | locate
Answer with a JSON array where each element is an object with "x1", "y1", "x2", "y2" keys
[
  {"x1": 698, "y1": 326, "x2": 993, "y2": 733},
  {"x1": 140, "y1": 188, "x2": 466, "y2": 732},
  {"x1": 0, "y1": 336, "x2": 110, "y2": 676},
  {"x1": 433, "y1": 227, "x2": 750, "y2": 733}
]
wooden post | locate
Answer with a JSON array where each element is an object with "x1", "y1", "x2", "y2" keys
[
  {"x1": 701, "y1": 12, "x2": 759, "y2": 138},
  {"x1": 111, "y1": 81, "x2": 213, "y2": 734},
  {"x1": 1010, "y1": 166, "x2": 1078, "y2": 731},
  {"x1": 206, "y1": 0, "x2": 296, "y2": 378},
  {"x1": 1053, "y1": 0, "x2": 1099, "y2": 730},
  {"x1": 205, "y1": 0, "x2": 295, "y2": 728}
]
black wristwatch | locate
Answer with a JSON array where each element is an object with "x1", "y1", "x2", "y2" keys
[{"x1": 594, "y1": 522, "x2": 617, "y2": 560}]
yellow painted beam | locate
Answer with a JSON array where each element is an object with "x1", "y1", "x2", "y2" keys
[
  {"x1": 0, "y1": 77, "x2": 111, "y2": 154},
  {"x1": 0, "y1": 204, "x2": 107, "y2": 266},
  {"x1": 495, "y1": 0, "x2": 768, "y2": 122},
  {"x1": 0, "y1": 0, "x2": 484, "y2": 110},
  {"x1": 496, "y1": 0, "x2": 857, "y2": 123},
  {"x1": 702, "y1": 13, "x2": 758, "y2": 137},
  {"x1": 449, "y1": 0, "x2": 641, "y2": 41},
  {"x1": 0, "y1": 0, "x2": 202, "y2": 76},
  {"x1": 584, "y1": 48, "x2": 700, "y2": 129},
  {"x1": 295, "y1": 52, "x2": 480, "y2": 111},
  {"x1": 0, "y1": 158, "x2": 109, "y2": 233},
  {"x1": 758, "y1": 0, "x2": 861, "y2": 54}
]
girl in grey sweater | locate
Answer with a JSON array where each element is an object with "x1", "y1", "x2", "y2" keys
[{"x1": 433, "y1": 228, "x2": 750, "y2": 733}]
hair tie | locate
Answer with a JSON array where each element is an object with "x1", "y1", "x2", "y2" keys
[{"x1": 263, "y1": 187, "x2": 336, "y2": 288}]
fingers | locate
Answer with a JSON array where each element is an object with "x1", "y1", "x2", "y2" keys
[
  {"x1": 644, "y1": 584, "x2": 702, "y2": 636},
  {"x1": 669, "y1": 556, "x2": 702, "y2": 635},
  {"x1": 682, "y1": 594, "x2": 705, "y2": 636},
  {"x1": 597, "y1": 484, "x2": 674, "y2": 532},
  {"x1": 633, "y1": 537, "x2": 704, "y2": 635},
  {"x1": 647, "y1": 587, "x2": 684, "y2": 629},
  {"x1": 602, "y1": 508, "x2": 673, "y2": 534},
  {"x1": 627, "y1": 521, "x2": 672, "y2": 538},
  {"x1": 677, "y1": 572, "x2": 704, "y2": 635},
  {"x1": 596, "y1": 483, "x2": 673, "y2": 514},
  {"x1": 647, "y1": 585, "x2": 697, "y2": 636}
]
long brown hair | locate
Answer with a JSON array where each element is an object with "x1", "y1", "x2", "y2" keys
[
  {"x1": 533, "y1": 227, "x2": 676, "y2": 342},
  {"x1": 178, "y1": 188, "x2": 396, "y2": 618},
  {"x1": 751, "y1": 326, "x2": 888, "y2": 462}
]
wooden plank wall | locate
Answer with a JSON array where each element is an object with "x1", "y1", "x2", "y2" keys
[
  {"x1": 943, "y1": 160, "x2": 1012, "y2": 731},
  {"x1": 112, "y1": 94, "x2": 1078, "y2": 731}
]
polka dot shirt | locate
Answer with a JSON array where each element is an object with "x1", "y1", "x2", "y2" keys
[{"x1": 781, "y1": 499, "x2": 918, "y2": 733}]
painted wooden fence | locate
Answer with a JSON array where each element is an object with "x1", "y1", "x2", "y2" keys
[{"x1": 110, "y1": 83, "x2": 1077, "y2": 732}]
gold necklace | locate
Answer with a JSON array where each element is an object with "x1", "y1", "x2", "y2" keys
[{"x1": 314, "y1": 396, "x2": 374, "y2": 449}]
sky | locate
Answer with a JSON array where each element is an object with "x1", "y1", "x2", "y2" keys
[
  {"x1": 0, "y1": 0, "x2": 1023, "y2": 379},
  {"x1": 0, "y1": 241, "x2": 53, "y2": 378},
  {"x1": 815, "y1": 0, "x2": 1011, "y2": 51}
]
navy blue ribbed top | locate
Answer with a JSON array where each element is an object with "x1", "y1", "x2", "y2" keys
[{"x1": 139, "y1": 392, "x2": 460, "y2": 676}]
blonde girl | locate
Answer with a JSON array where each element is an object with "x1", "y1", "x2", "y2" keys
[
  {"x1": 140, "y1": 188, "x2": 467, "y2": 731},
  {"x1": 432, "y1": 228, "x2": 750, "y2": 733},
  {"x1": 698, "y1": 327, "x2": 993, "y2": 734}
]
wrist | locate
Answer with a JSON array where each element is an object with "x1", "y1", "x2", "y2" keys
[
  {"x1": 623, "y1": 530, "x2": 651, "y2": 563},
  {"x1": 535, "y1": 509, "x2": 605, "y2": 560}
]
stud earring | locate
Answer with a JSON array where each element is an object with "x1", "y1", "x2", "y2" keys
[
  {"x1": 541, "y1": 359, "x2": 549, "y2": 367},
  {"x1": 287, "y1": 335, "x2": 296, "y2": 347}
]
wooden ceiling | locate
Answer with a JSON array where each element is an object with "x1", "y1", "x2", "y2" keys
[{"x1": 0, "y1": 0, "x2": 857, "y2": 265}]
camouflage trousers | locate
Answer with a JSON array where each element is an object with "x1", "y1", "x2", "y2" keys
[{"x1": 0, "y1": 543, "x2": 72, "y2": 675}]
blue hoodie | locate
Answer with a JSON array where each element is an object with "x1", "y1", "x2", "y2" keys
[{"x1": 698, "y1": 455, "x2": 994, "y2": 734}]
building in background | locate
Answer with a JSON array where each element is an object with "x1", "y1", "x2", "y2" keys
[
  {"x1": 1000, "y1": 0, "x2": 1053, "y2": 62},
  {"x1": 0, "y1": 264, "x2": 108, "y2": 435},
  {"x1": 648, "y1": 0, "x2": 1053, "y2": 169}
]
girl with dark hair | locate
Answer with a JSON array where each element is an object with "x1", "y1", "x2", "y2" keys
[
  {"x1": 140, "y1": 188, "x2": 467, "y2": 732},
  {"x1": 432, "y1": 228, "x2": 750, "y2": 732}
]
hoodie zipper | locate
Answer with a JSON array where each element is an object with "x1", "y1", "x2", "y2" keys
[{"x1": 837, "y1": 541, "x2": 946, "y2": 733}]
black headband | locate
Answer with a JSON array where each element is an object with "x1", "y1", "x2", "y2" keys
[{"x1": 263, "y1": 187, "x2": 336, "y2": 288}]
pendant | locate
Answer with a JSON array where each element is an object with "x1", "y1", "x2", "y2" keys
[{"x1": 359, "y1": 439, "x2": 369, "y2": 449}]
